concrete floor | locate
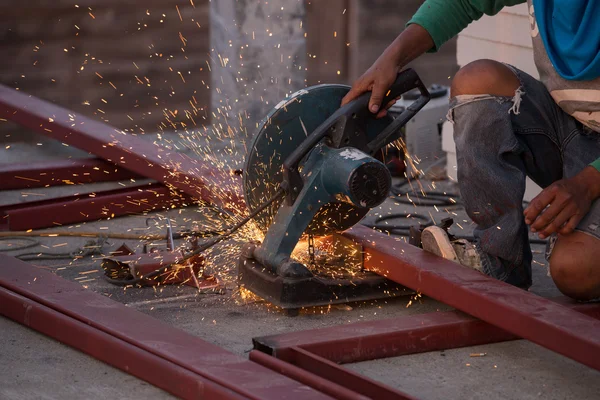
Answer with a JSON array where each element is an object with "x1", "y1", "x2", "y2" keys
[
  {"x1": 0, "y1": 316, "x2": 173, "y2": 400},
  {"x1": 1, "y1": 139, "x2": 599, "y2": 399},
  {"x1": 349, "y1": 340, "x2": 600, "y2": 400}
]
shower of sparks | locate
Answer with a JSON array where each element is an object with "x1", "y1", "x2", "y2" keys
[{"x1": 5, "y1": 2, "x2": 466, "y2": 314}]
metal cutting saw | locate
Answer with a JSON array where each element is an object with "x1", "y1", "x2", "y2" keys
[{"x1": 238, "y1": 69, "x2": 430, "y2": 313}]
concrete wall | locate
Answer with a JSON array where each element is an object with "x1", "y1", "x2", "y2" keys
[
  {"x1": 349, "y1": 0, "x2": 458, "y2": 86},
  {"x1": 0, "y1": 0, "x2": 210, "y2": 137},
  {"x1": 210, "y1": 0, "x2": 306, "y2": 138}
]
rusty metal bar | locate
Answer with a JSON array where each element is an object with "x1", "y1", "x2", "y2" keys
[
  {"x1": 0, "y1": 84, "x2": 244, "y2": 209},
  {"x1": 0, "y1": 183, "x2": 191, "y2": 231},
  {"x1": 254, "y1": 301, "x2": 600, "y2": 364},
  {"x1": 343, "y1": 225, "x2": 600, "y2": 371},
  {"x1": 0, "y1": 158, "x2": 141, "y2": 190},
  {"x1": 0, "y1": 286, "x2": 245, "y2": 400},
  {"x1": 0, "y1": 254, "x2": 331, "y2": 399},
  {"x1": 279, "y1": 347, "x2": 417, "y2": 400},
  {"x1": 249, "y1": 350, "x2": 368, "y2": 400}
]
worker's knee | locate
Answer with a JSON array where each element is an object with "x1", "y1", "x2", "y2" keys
[
  {"x1": 549, "y1": 234, "x2": 600, "y2": 301},
  {"x1": 451, "y1": 59, "x2": 521, "y2": 98}
]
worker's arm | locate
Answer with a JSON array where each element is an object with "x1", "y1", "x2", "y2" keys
[
  {"x1": 341, "y1": 0, "x2": 526, "y2": 114},
  {"x1": 524, "y1": 163, "x2": 600, "y2": 239}
]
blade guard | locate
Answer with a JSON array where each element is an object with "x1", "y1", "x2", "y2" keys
[{"x1": 282, "y1": 68, "x2": 430, "y2": 204}]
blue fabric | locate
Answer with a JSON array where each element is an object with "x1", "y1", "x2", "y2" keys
[{"x1": 533, "y1": 0, "x2": 600, "y2": 81}]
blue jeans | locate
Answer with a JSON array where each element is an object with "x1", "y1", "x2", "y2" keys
[{"x1": 448, "y1": 66, "x2": 600, "y2": 289}]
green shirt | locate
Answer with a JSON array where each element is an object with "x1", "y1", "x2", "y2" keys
[
  {"x1": 407, "y1": 0, "x2": 600, "y2": 173},
  {"x1": 408, "y1": 0, "x2": 526, "y2": 52}
]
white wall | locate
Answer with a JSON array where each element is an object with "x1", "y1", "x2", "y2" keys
[{"x1": 456, "y1": 3, "x2": 538, "y2": 77}]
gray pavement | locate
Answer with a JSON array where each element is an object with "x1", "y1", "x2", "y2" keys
[
  {"x1": 1, "y1": 139, "x2": 599, "y2": 400},
  {"x1": 349, "y1": 340, "x2": 600, "y2": 400},
  {"x1": 0, "y1": 316, "x2": 172, "y2": 400}
]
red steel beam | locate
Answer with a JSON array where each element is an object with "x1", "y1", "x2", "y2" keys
[
  {"x1": 0, "y1": 183, "x2": 191, "y2": 231},
  {"x1": 343, "y1": 225, "x2": 600, "y2": 371},
  {"x1": 0, "y1": 254, "x2": 332, "y2": 400},
  {"x1": 0, "y1": 158, "x2": 141, "y2": 190},
  {"x1": 0, "y1": 84, "x2": 244, "y2": 209},
  {"x1": 254, "y1": 302, "x2": 600, "y2": 364},
  {"x1": 249, "y1": 350, "x2": 368, "y2": 400},
  {"x1": 277, "y1": 347, "x2": 417, "y2": 400},
  {"x1": 0, "y1": 287, "x2": 245, "y2": 400}
]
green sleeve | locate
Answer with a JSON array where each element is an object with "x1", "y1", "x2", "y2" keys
[
  {"x1": 591, "y1": 158, "x2": 600, "y2": 173},
  {"x1": 407, "y1": 0, "x2": 527, "y2": 52}
]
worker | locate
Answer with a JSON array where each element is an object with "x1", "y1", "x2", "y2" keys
[{"x1": 342, "y1": 0, "x2": 600, "y2": 300}]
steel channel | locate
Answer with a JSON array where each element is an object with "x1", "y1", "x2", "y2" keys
[
  {"x1": 0, "y1": 183, "x2": 190, "y2": 231},
  {"x1": 344, "y1": 225, "x2": 600, "y2": 371},
  {"x1": 0, "y1": 254, "x2": 331, "y2": 400},
  {"x1": 254, "y1": 301, "x2": 600, "y2": 364},
  {"x1": 0, "y1": 287, "x2": 245, "y2": 400},
  {"x1": 0, "y1": 158, "x2": 141, "y2": 190},
  {"x1": 249, "y1": 350, "x2": 368, "y2": 400},
  {"x1": 0, "y1": 84, "x2": 244, "y2": 209},
  {"x1": 280, "y1": 347, "x2": 418, "y2": 400}
]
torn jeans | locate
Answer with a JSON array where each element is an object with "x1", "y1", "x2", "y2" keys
[{"x1": 448, "y1": 66, "x2": 600, "y2": 288}]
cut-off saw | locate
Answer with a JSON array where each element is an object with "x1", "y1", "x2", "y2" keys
[{"x1": 239, "y1": 69, "x2": 430, "y2": 314}]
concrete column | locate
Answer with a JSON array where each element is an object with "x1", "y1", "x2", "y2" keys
[{"x1": 209, "y1": 0, "x2": 306, "y2": 164}]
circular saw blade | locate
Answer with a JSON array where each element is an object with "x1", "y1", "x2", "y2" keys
[{"x1": 243, "y1": 84, "x2": 393, "y2": 236}]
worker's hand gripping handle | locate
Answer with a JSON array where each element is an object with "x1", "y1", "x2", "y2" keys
[
  {"x1": 281, "y1": 68, "x2": 429, "y2": 203},
  {"x1": 366, "y1": 68, "x2": 431, "y2": 154}
]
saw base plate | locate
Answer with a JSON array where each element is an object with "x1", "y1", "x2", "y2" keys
[
  {"x1": 238, "y1": 257, "x2": 411, "y2": 315},
  {"x1": 238, "y1": 234, "x2": 411, "y2": 315}
]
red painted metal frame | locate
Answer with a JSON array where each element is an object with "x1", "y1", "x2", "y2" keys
[
  {"x1": 254, "y1": 302, "x2": 600, "y2": 364},
  {"x1": 0, "y1": 287, "x2": 244, "y2": 400},
  {"x1": 0, "y1": 84, "x2": 244, "y2": 210},
  {"x1": 251, "y1": 301, "x2": 600, "y2": 400},
  {"x1": 0, "y1": 183, "x2": 191, "y2": 231},
  {"x1": 0, "y1": 254, "x2": 332, "y2": 400},
  {"x1": 342, "y1": 225, "x2": 600, "y2": 371},
  {"x1": 0, "y1": 158, "x2": 141, "y2": 190},
  {"x1": 249, "y1": 349, "x2": 416, "y2": 400},
  {"x1": 249, "y1": 350, "x2": 370, "y2": 400},
  {"x1": 280, "y1": 347, "x2": 417, "y2": 400}
]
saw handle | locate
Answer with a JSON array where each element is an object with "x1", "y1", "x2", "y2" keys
[
  {"x1": 281, "y1": 68, "x2": 429, "y2": 204},
  {"x1": 366, "y1": 69, "x2": 431, "y2": 154},
  {"x1": 383, "y1": 68, "x2": 429, "y2": 109}
]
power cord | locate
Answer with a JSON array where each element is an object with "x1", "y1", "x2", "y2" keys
[{"x1": 366, "y1": 179, "x2": 547, "y2": 245}]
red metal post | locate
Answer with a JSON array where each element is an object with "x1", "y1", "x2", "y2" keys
[
  {"x1": 0, "y1": 183, "x2": 190, "y2": 231},
  {"x1": 0, "y1": 158, "x2": 141, "y2": 190},
  {"x1": 0, "y1": 84, "x2": 244, "y2": 210},
  {"x1": 0, "y1": 287, "x2": 245, "y2": 400},
  {"x1": 254, "y1": 302, "x2": 600, "y2": 364},
  {"x1": 0, "y1": 254, "x2": 332, "y2": 399},
  {"x1": 249, "y1": 350, "x2": 368, "y2": 400},
  {"x1": 343, "y1": 225, "x2": 600, "y2": 371},
  {"x1": 279, "y1": 347, "x2": 418, "y2": 400}
]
